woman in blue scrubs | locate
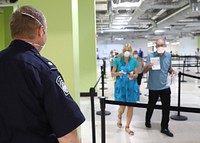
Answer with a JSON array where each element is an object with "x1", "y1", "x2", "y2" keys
[{"x1": 112, "y1": 44, "x2": 139, "y2": 135}]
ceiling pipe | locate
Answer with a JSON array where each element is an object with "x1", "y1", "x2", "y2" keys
[
  {"x1": 147, "y1": 4, "x2": 200, "y2": 38},
  {"x1": 129, "y1": 0, "x2": 150, "y2": 23},
  {"x1": 107, "y1": 0, "x2": 112, "y2": 28},
  {"x1": 99, "y1": 0, "x2": 189, "y2": 33},
  {"x1": 112, "y1": 1, "x2": 142, "y2": 10},
  {"x1": 97, "y1": 0, "x2": 199, "y2": 40},
  {"x1": 98, "y1": 31, "x2": 181, "y2": 40},
  {"x1": 151, "y1": 0, "x2": 189, "y2": 9},
  {"x1": 129, "y1": 0, "x2": 189, "y2": 24},
  {"x1": 154, "y1": 5, "x2": 196, "y2": 30}
]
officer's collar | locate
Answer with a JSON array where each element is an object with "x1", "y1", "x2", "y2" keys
[{"x1": 10, "y1": 40, "x2": 40, "y2": 55}]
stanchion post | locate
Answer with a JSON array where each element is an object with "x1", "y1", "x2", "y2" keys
[
  {"x1": 196, "y1": 56, "x2": 200, "y2": 74},
  {"x1": 186, "y1": 57, "x2": 190, "y2": 71},
  {"x1": 89, "y1": 87, "x2": 96, "y2": 143},
  {"x1": 100, "y1": 66, "x2": 108, "y2": 89},
  {"x1": 181, "y1": 60, "x2": 187, "y2": 82},
  {"x1": 178, "y1": 72, "x2": 181, "y2": 116},
  {"x1": 178, "y1": 56, "x2": 181, "y2": 69},
  {"x1": 101, "y1": 66, "x2": 105, "y2": 92},
  {"x1": 97, "y1": 66, "x2": 111, "y2": 115},
  {"x1": 99, "y1": 96, "x2": 106, "y2": 143},
  {"x1": 103, "y1": 59, "x2": 106, "y2": 76},
  {"x1": 171, "y1": 72, "x2": 187, "y2": 121},
  {"x1": 103, "y1": 59, "x2": 108, "y2": 79}
]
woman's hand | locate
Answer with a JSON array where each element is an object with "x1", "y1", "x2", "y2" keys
[
  {"x1": 118, "y1": 71, "x2": 124, "y2": 77},
  {"x1": 127, "y1": 72, "x2": 138, "y2": 79}
]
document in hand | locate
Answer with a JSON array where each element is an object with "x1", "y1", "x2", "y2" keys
[{"x1": 150, "y1": 57, "x2": 160, "y2": 70}]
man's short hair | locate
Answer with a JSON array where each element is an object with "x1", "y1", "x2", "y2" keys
[{"x1": 10, "y1": 6, "x2": 46, "y2": 39}]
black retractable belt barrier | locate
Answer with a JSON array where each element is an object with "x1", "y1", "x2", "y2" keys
[
  {"x1": 89, "y1": 74, "x2": 101, "y2": 143},
  {"x1": 171, "y1": 72, "x2": 200, "y2": 120},
  {"x1": 99, "y1": 96, "x2": 106, "y2": 143},
  {"x1": 171, "y1": 72, "x2": 187, "y2": 121},
  {"x1": 103, "y1": 59, "x2": 106, "y2": 77},
  {"x1": 196, "y1": 56, "x2": 200, "y2": 74},
  {"x1": 181, "y1": 61, "x2": 187, "y2": 82},
  {"x1": 97, "y1": 66, "x2": 111, "y2": 116},
  {"x1": 178, "y1": 56, "x2": 181, "y2": 69},
  {"x1": 186, "y1": 57, "x2": 190, "y2": 71},
  {"x1": 100, "y1": 66, "x2": 108, "y2": 90},
  {"x1": 171, "y1": 55, "x2": 200, "y2": 71},
  {"x1": 89, "y1": 66, "x2": 111, "y2": 143},
  {"x1": 89, "y1": 87, "x2": 96, "y2": 143},
  {"x1": 97, "y1": 71, "x2": 200, "y2": 143},
  {"x1": 104, "y1": 100, "x2": 200, "y2": 113},
  {"x1": 98, "y1": 97, "x2": 200, "y2": 143}
]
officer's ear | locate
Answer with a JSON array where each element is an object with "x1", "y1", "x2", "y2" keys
[{"x1": 38, "y1": 26, "x2": 45, "y2": 37}]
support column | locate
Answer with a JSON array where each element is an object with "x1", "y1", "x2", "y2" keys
[
  {"x1": 79, "y1": 0, "x2": 97, "y2": 94},
  {"x1": 198, "y1": 36, "x2": 200, "y2": 48}
]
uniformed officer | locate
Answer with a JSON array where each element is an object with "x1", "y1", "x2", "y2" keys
[{"x1": 0, "y1": 6, "x2": 85, "y2": 143}]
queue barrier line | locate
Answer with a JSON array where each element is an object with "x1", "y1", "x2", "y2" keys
[
  {"x1": 105, "y1": 100, "x2": 200, "y2": 113},
  {"x1": 95, "y1": 71, "x2": 200, "y2": 143}
]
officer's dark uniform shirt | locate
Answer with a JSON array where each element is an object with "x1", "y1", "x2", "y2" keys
[{"x1": 0, "y1": 40, "x2": 85, "y2": 143}]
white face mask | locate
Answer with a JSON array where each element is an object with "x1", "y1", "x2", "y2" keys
[
  {"x1": 124, "y1": 51, "x2": 130, "y2": 57},
  {"x1": 157, "y1": 46, "x2": 165, "y2": 54},
  {"x1": 133, "y1": 54, "x2": 138, "y2": 58},
  {"x1": 27, "y1": 42, "x2": 46, "y2": 52}
]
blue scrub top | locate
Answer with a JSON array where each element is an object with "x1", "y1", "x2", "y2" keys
[
  {"x1": 0, "y1": 40, "x2": 85, "y2": 143},
  {"x1": 146, "y1": 51, "x2": 172, "y2": 90},
  {"x1": 112, "y1": 56, "x2": 139, "y2": 102}
]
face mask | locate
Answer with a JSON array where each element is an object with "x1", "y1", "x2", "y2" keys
[
  {"x1": 124, "y1": 51, "x2": 130, "y2": 57},
  {"x1": 157, "y1": 46, "x2": 165, "y2": 54},
  {"x1": 133, "y1": 54, "x2": 138, "y2": 58},
  {"x1": 27, "y1": 42, "x2": 46, "y2": 52}
]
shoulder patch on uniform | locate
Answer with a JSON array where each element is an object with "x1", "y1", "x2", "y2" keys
[
  {"x1": 34, "y1": 53, "x2": 57, "y2": 71},
  {"x1": 56, "y1": 76, "x2": 69, "y2": 96}
]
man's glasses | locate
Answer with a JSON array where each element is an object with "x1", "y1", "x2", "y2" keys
[{"x1": 156, "y1": 44, "x2": 166, "y2": 47}]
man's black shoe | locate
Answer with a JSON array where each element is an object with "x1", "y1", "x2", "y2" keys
[
  {"x1": 161, "y1": 128, "x2": 174, "y2": 137},
  {"x1": 145, "y1": 121, "x2": 151, "y2": 128}
]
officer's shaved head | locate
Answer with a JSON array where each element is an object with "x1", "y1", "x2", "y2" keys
[{"x1": 10, "y1": 6, "x2": 47, "y2": 39}]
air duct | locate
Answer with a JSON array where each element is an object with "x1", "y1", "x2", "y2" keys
[{"x1": 129, "y1": 0, "x2": 189, "y2": 24}]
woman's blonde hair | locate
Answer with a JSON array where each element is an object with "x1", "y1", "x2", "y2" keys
[{"x1": 122, "y1": 44, "x2": 132, "y2": 53}]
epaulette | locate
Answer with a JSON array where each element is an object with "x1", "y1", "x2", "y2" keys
[{"x1": 34, "y1": 53, "x2": 57, "y2": 71}]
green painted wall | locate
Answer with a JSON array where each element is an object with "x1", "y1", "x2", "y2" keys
[
  {"x1": 0, "y1": 6, "x2": 14, "y2": 50},
  {"x1": 198, "y1": 36, "x2": 200, "y2": 48},
  {"x1": 4, "y1": 7, "x2": 13, "y2": 48},
  {"x1": 0, "y1": 12, "x2": 5, "y2": 50},
  {"x1": 18, "y1": 0, "x2": 80, "y2": 102},
  {"x1": 1, "y1": 0, "x2": 97, "y2": 96},
  {"x1": 79, "y1": 0, "x2": 97, "y2": 92}
]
